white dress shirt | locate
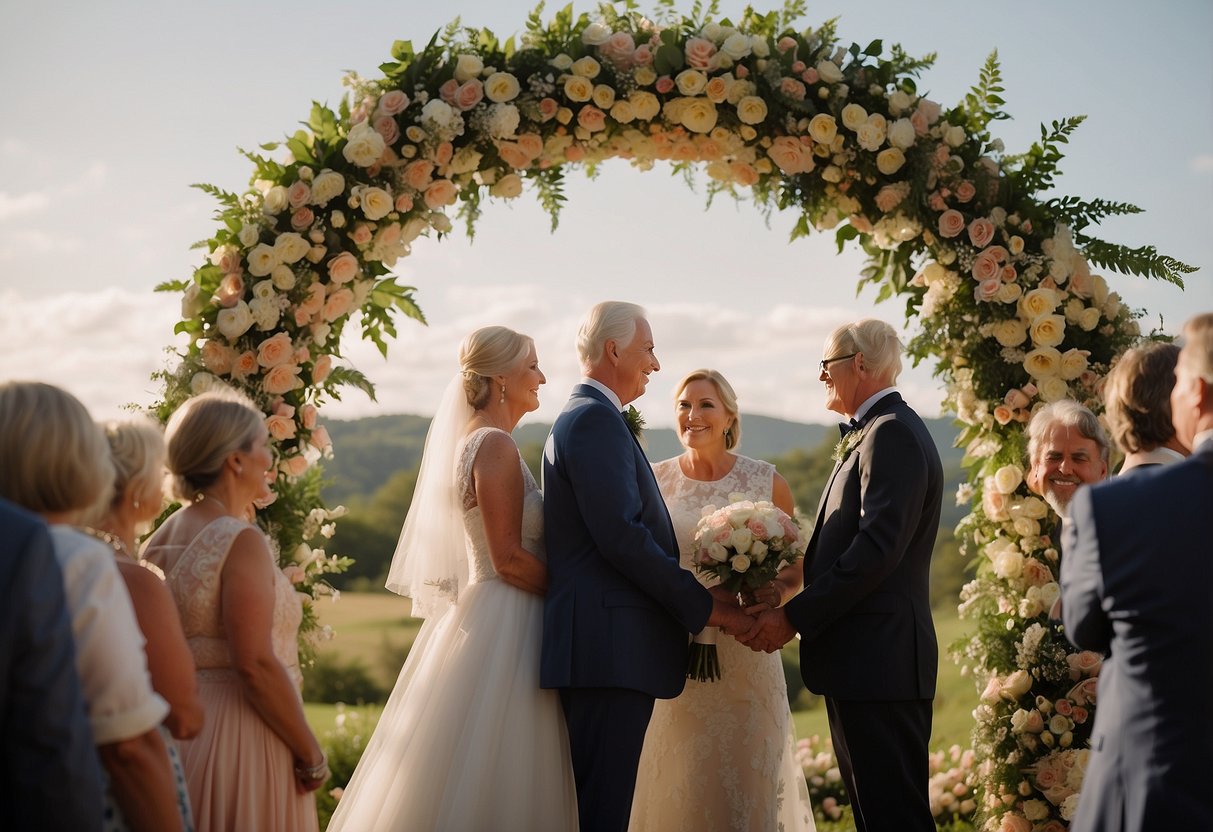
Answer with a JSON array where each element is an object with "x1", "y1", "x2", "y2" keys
[
  {"x1": 852, "y1": 387, "x2": 898, "y2": 422},
  {"x1": 582, "y1": 377, "x2": 624, "y2": 412}
]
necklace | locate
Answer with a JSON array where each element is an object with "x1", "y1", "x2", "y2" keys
[
  {"x1": 197, "y1": 492, "x2": 230, "y2": 514},
  {"x1": 81, "y1": 527, "x2": 136, "y2": 561}
]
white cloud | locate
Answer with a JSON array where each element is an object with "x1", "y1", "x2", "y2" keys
[
  {"x1": 0, "y1": 191, "x2": 50, "y2": 220},
  {"x1": 1192, "y1": 154, "x2": 1213, "y2": 174}
]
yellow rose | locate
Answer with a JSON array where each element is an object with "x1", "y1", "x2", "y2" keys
[
  {"x1": 1038, "y1": 376, "x2": 1070, "y2": 402},
  {"x1": 675, "y1": 69, "x2": 707, "y2": 96},
  {"x1": 563, "y1": 76, "x2": 593, "y2": 102},
  {"x1": 680, "y1": 99, "x2": 718, "y2": 134},
  {"x1": 997, "y1": 283, "x2": 1023, "y2": 304},
  {"x1": 1029, "y1": 314, "x2": 1066, "y2": 348},
  {"x1": 609, "y1": 100, "x2": 636, "y2": 123},
  {"x1": 1023, "y1": 346, "x2": 1062, "y2": 379},
  {"x1": 484, "y1": 72, "x2": 521, "y2": 103},
  {"x1": 876, "y1": 147, "x2": 905, "y2": 174},
  {"x1": 629, "y1": 91, "x2": 660, "y2": 121},
  {"x1": 807, "y1": 113, "x2": 837, "y2": 145},
  {"x1": 634, "y1": 66, "x2": 657, "y2": 86},
  {"x1": 1019, "y1": 287, "x2": 1060, "y2": 319},
  {"x1": 735, "y1": 95, "x2": 768, "y2": 126},
  {"x1": 591, "y1": 84, "x2": 616, "y2": 110},
  {"x1": 571, "y1": 56, "x2": 601, "y2": 78},
  {"x1": 1078, "y1": 306, "x2": 1102, "y2": 331},
  {"x1": 841, "y1": 103, "x2": 868, "y2": 131},
  {"x1": 992, "y1": 319, "x2": 1028, "y2": 347}
]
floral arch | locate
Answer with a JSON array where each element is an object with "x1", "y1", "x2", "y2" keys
[{"x1": 154, "y1": 3, "x2": 1193, "y2": 828}]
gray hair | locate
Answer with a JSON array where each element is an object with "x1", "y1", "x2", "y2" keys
[
  {"x1": 1027, "y1": 400, "x2": 1111, "y2": 465},
  {"x1": 1180, "y1": 313, "x2": 1213, "y2": 384},
  {"x1": 825, "y1": 318, "x2": 903, "y2": 383},
  {"x1": 577, "y1": 301, "x2": 644, "y2": 371}
]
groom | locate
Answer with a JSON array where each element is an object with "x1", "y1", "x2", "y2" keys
[
  {"x1": 541, "y1": 301, "x2": 751, "y2": 832},
  {"x1": 742, "y1": 318, "x2": 942, "y2": 832}
]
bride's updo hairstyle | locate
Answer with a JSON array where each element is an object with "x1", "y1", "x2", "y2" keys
[
  {"x1": 88, "y1": 417, "x2": 167, "y2": 523},
  {"x1": 0, "y1": 380, "x2": 114, "y2": 522},
  {"x1": 459, "y1": 325, "x2": 532, "y2": 410},
  {"x1": 166, "y1": 389, "x2": 264, "y2": 501},
  {"x1": 675, "y1": 369, "x2": 743, "y2": 450}
]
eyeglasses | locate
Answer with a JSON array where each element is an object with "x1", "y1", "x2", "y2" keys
[{"x1": 819, "y1": 352, "x2": 858, "y2": 373}]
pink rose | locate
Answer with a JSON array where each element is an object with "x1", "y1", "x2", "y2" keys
[
  {"x1": 373, "y1": 115, "x2": 400, "y2": 145},
  {"x1": 684, "y1": 37, "x2": 716, "y2": 69},
  {"x1": 327, "y1": 252, "x2": 359, "y2": 284},
  {"x1": 910, "y1": 110, "x2": 928, "y2": 136},
  {"x1": 291, "y1": 207, "x2": 315, "y2": 231},
  {"x1": 351, "y1": 224, "x2": 373, "y2": 245},
  {"x1": 776, "y1": 36, "x2": 797, "y2": 54},
  {"x1": 632, "y1": 46, "x2": 653, "y2": 67},
  {"x1": 779, "y1": 77, "x2": 807, "y2": 101},
  {"x1": 300, "y1": 403, "x2": 318, "y2": 430},
  {"x1": 928, "y1": 191, "x2": 948, "y2": 212},
  {"x1": 1033, "y1": 765, "x2": 1061, "y2": 790},
  {"x1": 279, "y1": 454, "x2": 310, "y2": 477},
  {"x1": 230, "y1": 350, "x2": 258, "y2": 379},
  {"x1": 1001, "y1": 264, "x2": 1017, "y2": 282},
  {"x1": 298, "y1": 282, "x2": 325, "y2": 318},
  {"x1": 212, "y1": 247, "x2": 242, "y2": 274},
  {"x1": 655, "y1": 76, "x2": 674, "y2": 94},
  {"x1": 1072, "y1": 706, "x2": 1089, "y2": 724},
  {"x1": 1022, "y1": 558, "x2": 1054, "y2": 587},
  {"x1": 201, "y1": 340, "x2": 235, "y2": 375},
  {"x1": 875, "y1": 185, "x2": 906, "y2": 213},
  {"x1": 1068, "y1": 677, "x2": 1099, "y2": 706},
  {"x1": 577, "y1": 105, "x2": 606, "y2": 132},
  {"x1": 1005, "y1": 388, "x2": 1031, "y2": 409},
  {"x1": 801, "y1": 67, "x2": 819, "y2": 84},
  {"x1": 404, "y1": 160, "x2": 435, "y2": 190},
  {"x1": 376, "y1": 89, "x2": 409, "y2": 116},
  {"x1": 735, "y1": 65, "x2": 748, "y2": 79},
  {"x1": 968, "y1": 217, "x2": 995, "y2": 248},
  {"x1": 767, "y1": 136, "x2": 810, "y2": 174},
  {"x1": 791, "y1": 60, "x2": 806, "y2": 73},
  {"x1": 265, "y1": 413, "x2": 297, "y2": 441},
  {"x1": 1067, "y1": 651, "x2": 1103, "y2": 678},
  {"x1": 971, "y1": 250, "x2": 1001, "y2": 282},
  {"x1": 598, "y1": 31, "x2": 636, "y2": 68},
  {"x1": 262, "y1": 363, "x2": 303, "y2": 395},
  {"x1": 213, "y1": 273, "x2": 245, "y2": 308},
  {"x1": 538, "y1": 97, "x2": 559, "y2": 121},
  {"x1": 438, "y1": 78, "x2": 459, "y2": 105},
  {"x1": 974, "y1": 278, "x2": 1001, "y2": 303},
  {"x1": 985, "y1": 244, "x2": 1009, "y2": 263},
  {"x1": 312, "y1": 354, "x2": 333, "y2": 384},
  {"x1": 937, "y1": 209, "x2": 965, "y2": 238},
  {"x1": 956, "y1": 180, "x2": 976, "y2": 203},
  {"x1": 1054, "y1": 698, "x2": 1074, "y2": 716},
  {"x1": 287, "y1": 181, "x2": 311, "y2": 209},
  {"x1": 424, "y1": 179, "x2": 457, "y2": 209},
  {"x1": 322, "y1": 287, "x2": 356, "y2": 322},
  {"x1": 454, "y1": 80, "x2": 484, "y2": 111},
  {"x1": 282, "y1": 565, "x2": 306, "y2": 584},
  {"x1": 564, "y1": 144, "x2": 586, "y2": 163},
  {"x1": 1069, "y1": 267, "x2": 1094, "y2": 298},
  {"x1": 1000, "y1": 814, "x2": 1031, "y2": 832},
  {"x1": 310, "y1": 424, "x2": 332, "y2": 453},
  {"x1": 394, "y1": 194, "x2": 414, "y2": 213},
  {"x1": 993, "y1": 405, "x2": 1014, "y2": 425},
  {"x1": 256, "y1": 332, "x2": 294, "y2": 368}
]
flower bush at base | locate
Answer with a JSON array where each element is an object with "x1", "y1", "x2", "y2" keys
[{"x1": 154, "y1": 3, "x2": 1193, "y2": 828}]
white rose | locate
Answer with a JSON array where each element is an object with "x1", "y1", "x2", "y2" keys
[
  {"x1": 273, "y1": 232, "x2": 310, "y2": 264},
  {"x1": 1020, "y1": 287, "x2": 1061, "y2": 319},
  {"x1": 245, "y1": 243, "x2": 278, "y2": 277},
  {"x1": 486, "y1": 103, "x2": 520, "y2": 139},
  {"x1": 360, "y1": 186, "x2": 393, "y2": 221},
  {"x1": 856, "y1": 120, "x2": 886, "y2": 151},
  {"x1": 729, "y1": 528, "x2": 753, "y2": 554},
  {"x1": 580, "y1": 21, "x2": 611, "y2": 46},
  {"x1": 342, "y1": 121, "x2": 386, "y2": 167},
  {"x1": 1013, "y1": 516, "x2": 1041, "y2": 538},
  {"x1": 453, "y1": 53, "x2": 484, "y2": 82},
  {"x1": 943, "y1": 124, "x2": 967, "y2": 147},
  {"x1": 1023, "y1": 346, "x2": 1062, "y2": 379},
  {"x1": 888, "y1": 117, "x2": 916, "y2": 149},
  {"x1": 420, "y1": 99, "x2": 460, "y2": 132},
  {"x1": 270, "y1": 265, "x2": 296, "y2": 291},
  {"x1": 992, "y1": 319, "x2": 1028, "y2": 347},
  {"x1": 721, "y1": 32, "x2": 751, "y2": 60},
  {"x1": 730, "y1": 554, "x2": 752, "y2": 573},
  {"x1": 888, "y1": 90, "x2": 912, "y2": 114},
  {"x1": 993, "y1": 548, "x2": 1024, "y2": 579},
  {"x1": 216, "y1": 301, "x2": 254, "y2": 340},
  {"x1": 549, "y1": 53, "x2": 574, "y2": 71},
  {"x1": 310, "y1": 170, "x2": 345, "y2": 206},
  {"x1": 676, "y1": 69, "x2": 707, "y2": 96},
  {"x1": 1029, "y1": 314, "x2": 1066, "y2": 348},
  {"x1": 1038, "y1": 376, "x2": 1070, "y2": 402},
  {"x1": 571, "y1": 56, "x2": 601, "y2": 79},
  {"x1": 489, "y1": 173, "x2": 523, "y2": 199},
  {"x1": 237, "y1": 223, "x2": 261, "y2": 249},
  {"x1": 735, "y1": 95, "x2": 768, "y2": 125},
  {"x1": 1001, "y1": 669, "x2": 1033, "y2": 699},
  {"x1": 997, "y1": 283, "x2": 1023, "y2": 304},
  {"x1": 181, "y1": 283, "x2": 203, "y2": 319},
  {"x1": 749, "y1": 540, "x2": 768, "y2": 563},
  {"x1": 263, "y1": 185, "x2": 288, "y2": 215},
  {"x1": 993, "y1": 465, "x2": 1024, "y2": 495},
  {"x1": 251, "y1": 279, "x2": 276, "y2": 301},
  {"x1": 707, "y1": 542, "x2": 729, "y2": 562},
  {"x1": 1059, "y1": 348, "x2": 1089, "y2": 380},
  {"x1": 841, "y1": 103, "x2": 868, "y2": 131},
  {"x1": 750, "y1": 35, "x2": 770, "y2": 58},
  {"x1": 815, "y1": 59, "x2": 843, "y2": 84},
  {"x1": 1078, "y1": 306, "x2": 1102, "y2": 331},
  {"x1": 484, "y1": 71, "x2": 521, "y2": 103},
  {"x1": 249, "y1": 297, "x2": 280, "y2": 331}
]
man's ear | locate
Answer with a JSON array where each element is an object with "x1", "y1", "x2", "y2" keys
[
  {"x1": 1025, "y1": 461, "x2": 1041, "y2": 495},
  {"x1": 604, "y1": 339, "x2": 619, "y2": 366}
]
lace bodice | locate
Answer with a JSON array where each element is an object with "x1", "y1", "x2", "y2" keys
[
  {"x1": 146, "y1": 517, "x2": 303, "y2": 689},
  {"x1": 652, "y1": 454, "x2": 775, "y2": 578},
  {"x1": 457, "y1": 427, "x2": 545, "y2": 585}
]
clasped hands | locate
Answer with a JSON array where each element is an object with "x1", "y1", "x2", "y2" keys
[{"x1": 707, "y1": 585, "x2": 796, "y2": 654}]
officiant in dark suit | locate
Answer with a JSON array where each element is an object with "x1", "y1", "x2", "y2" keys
[
  {"x1": 741, "y1": 318, "x2": 942, "y2": 832},
  {"x1": 1062, "y1": 312, "x2": 1213, "y2": 832},
  {"x1": 540, "y1": 301, "x2": 752, "y2": 832}
]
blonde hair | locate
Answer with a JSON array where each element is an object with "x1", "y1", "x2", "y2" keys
[
  {"x1": 0, "y1": 381, "x2": 114, "y2": 520},
  {"x1": 825, "y1": 319, "x2": 903, "y2": 383},
  {"x1": 1180, "y1": 313, "x2": 1213, "y2": 384},
  {"x1": 576, "y1": 301, "x2": 644, "y2": 371},
  {"x1": 1102, "y1": 342, "x2": 1180, "y2": 454},
  {"x1": 459, "y1": 326, "x2": 533, "y2": 410},
  {"x1": 94, "y1": 417, "x2": 167, "y2": 519},
  {"x1": 675, "y1": 369, "x2": 742, "y2": 450},
  {"x1": 165, "y1": 390, "x2": 265, "y2": 500}
]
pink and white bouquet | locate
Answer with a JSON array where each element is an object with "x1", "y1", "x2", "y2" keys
[{"x1": 687, "y1": 495, "x2": 809, "y2": 681}]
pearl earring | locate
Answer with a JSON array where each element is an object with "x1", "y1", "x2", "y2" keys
[
  {"x1": 500, "y1": 385, "x2": 506, "y2": 404},
  {"x1": 133, "y1": 498, "x2": 141, "y2": 510}
]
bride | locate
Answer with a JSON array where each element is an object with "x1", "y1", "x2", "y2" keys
[{"x1": 326, "y1": 326, "x2": 577, "y2": 831}]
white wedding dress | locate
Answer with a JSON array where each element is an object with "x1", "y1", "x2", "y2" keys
[
  {"x1": 630, "y1": 454, "x2": 814, "y2": 832},
  {"x1": 327, "y1": 427, "x2": 577, "y2": 831}
]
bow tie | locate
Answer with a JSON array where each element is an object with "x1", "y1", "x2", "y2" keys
[{"x1": 838, "y1": 418, "x2": 863, "y2": 438}]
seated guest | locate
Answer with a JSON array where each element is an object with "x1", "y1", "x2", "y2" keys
[
  {"x1": 1102, "y1": 341, "x2": 1187, "y2": 473},
  {"x1": 0, "y1": 381, "x2": 184, "y2": 832},
  {"x1": 1, "y1": 497, "x2": 104, "y2": 830}
]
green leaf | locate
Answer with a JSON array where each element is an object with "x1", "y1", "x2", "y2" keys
[
  {"x1": 835, "y1": 223, "x2": 861, "y2": 253},
  {"x1": 390, "y1": 40, "x2": 414, "y2": 61},
  {"x1": 154, "y1": 280, "x2": 189, "y2": 293},
  {"x1": 655, "y1": 43, "x2": 684, "y2": 75},
  {"x1": 863, "y1": 38, "x2": 882, "y2": 56}
]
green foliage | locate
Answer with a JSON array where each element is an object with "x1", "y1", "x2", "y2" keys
[
  {"x1": 960, "y1": 51, "x2": 1009, "y2": 136},
  {"x1": 304, "y1": 652, "x2": 387, "y2": 704},
  {"x1": 1005, "y1": 115, "x2": 1087, "y2": 196},
  {"x1": 1073, "y1": 232, "x2": 1196, "y2": 287}
]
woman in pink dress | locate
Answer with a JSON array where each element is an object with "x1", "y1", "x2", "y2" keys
[{"x1": 145, "y1": 390, "x2": 325, "y2": 832}]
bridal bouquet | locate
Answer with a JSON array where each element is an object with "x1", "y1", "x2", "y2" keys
[{"x1": 687, "y1": 495, "x2": 809, "y2": 681}]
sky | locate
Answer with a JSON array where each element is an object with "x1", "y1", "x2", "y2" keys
[{"x1": 2, "y1": 0, "x2": 1210, "y2": 431}]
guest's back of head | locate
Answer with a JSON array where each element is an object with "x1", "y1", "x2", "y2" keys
[
  {"x1": 1102, "y1": 342, "x2": 1181, "y2": 455},
  {"x1": 0, "y1": 381, "x2": 113, "y2": 522},
  {"x1": 165, "y1": 389, "x2": 264, "y2": 502}
]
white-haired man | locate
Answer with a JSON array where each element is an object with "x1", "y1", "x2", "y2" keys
[
  {"x1": 1062, "y1": 313, "x2": 1213, "y2": 832},
  {"x1": 1025, "y1": 400, "x2": 1109, "y2": 518},
  {"x1": 741, "y1": 318, "x2": 943, "y2": 832},
  {"x1": 540, "y1": 301, "x2": 750, "y2": 832}
]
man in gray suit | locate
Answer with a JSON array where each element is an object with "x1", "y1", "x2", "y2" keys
[{"x1": 1062, "y1": 312, "x2": 1213, "y2": 831}]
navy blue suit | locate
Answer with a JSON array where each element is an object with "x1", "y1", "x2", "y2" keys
[
  {"x1": 1062, "y1": 440, "x2": 1213, "y2": 832},
  {"x1": 0, "y1": 499, "x2": 103, "y2": 829},
  {"x1": 541, "y1": 384, "x2": 712, "y2": 832},
  {"x1": 783, "y1": 392, "x2": 942, "y2": 832}
]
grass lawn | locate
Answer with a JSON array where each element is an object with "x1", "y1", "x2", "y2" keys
[{"x1": 306, "y1": 592, "x2": 978, "y2": 755}]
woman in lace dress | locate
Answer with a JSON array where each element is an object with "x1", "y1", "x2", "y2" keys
[
  {"x1": 327, "y1": 326, "x2": 577, "y2": 831},
  {"x1": 143, "y1": 391, "x2": 325, "y2": 832},
  {"x1": 630, "y1": 369, "x2": 814, "y2": 832}
]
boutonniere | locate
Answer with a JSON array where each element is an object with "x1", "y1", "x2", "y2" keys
[
  {"x1": 624, "y1": 405, "x2": 645, "y2": 439},
  {"x1": 832, "y1": 425, "x2": 868, "y2": 463}
]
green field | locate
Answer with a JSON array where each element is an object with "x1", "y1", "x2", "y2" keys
[{"x1": 304, "y1": 592, "x2": 978, "y2": 755}]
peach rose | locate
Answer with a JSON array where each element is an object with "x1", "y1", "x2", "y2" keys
[
  {"x1": 971, "y1": 250, "x2": 1001, "y2": 282},
  {"x1": 516, "y1": 133, "x2": 543, "y2": 159},
  {"x1": 974, "y1": 278, "x2": 1001, "y2": 302},
  {"x1": 291, "y1": 207, "x2": 315, "y2": 231},
  {"x1": 956, "y1": 181, "x2": 976, "y2": 203},
  {"x1": 779, "y1": 77, "x2": 807, "y2": 101},
  {"x1": 266, "y1": 413, "x2": 297, "y2": 441},
  {"x1": 262, "y1": 363, "x2": 303, "y2": 395},
  {"x1": 679, "y1": 99, "x2": 718, "y2": 134},
  {"x1": 287, "y1": 180, "x2": 311, "y2": 209},
  {"x1": 213, "y1": 273, "x2": 245, "y2": 308},
  {"x1": 377, "y1": 89, "x2": 409, "y2": 116},
  {"x1": 310, "y1": 424, "x2": 332, "y2": 453},
  {"x1": 993, "y1": 405, "x2": 1014, "y2": 425},
  {"x1": 201, "y1": 340, "x2": 235, "y2": 375},
  {"x1": 938, "y1": 209, "x2": 965, "y2": 238},
  {"x1": 327, "y1": 252, "x2": 359, "y2": 285},
  {"x1": 322, "y1": 287, "x2": 356, "y2": 322},
  {"x1": 767, "y1": 136, "x2": 810, "y2": 173},
  {"x1": 454, "y1": 80, "x2": 484, "y2": 111},
  {"x1": 577, "y1": 105, "x2": 606, "y2": 132},
  {"x1": 279, "y1": 454, "x2": 310, "y2": 478},
  {"x1": 434, "y1": 142, "x2": 453, "y2": 167},
  {"x1": 256, "y1": 332, "x2": 295, "y2": 368},
  {"x1": 404, "y1": 160, "x2": 435, "y2": 190},
  {"x1": 538, "y1": 97, "x2": 559, "y2": 121},
  {"x1": 563, "y1": 75, "x2": 593, "y2": 102},
  {"x1": 230, "y1": 350, "x2": 258, "y2": 379},
  {"x1": 730, "y1": 161, "x2": 759, "y2": 187},
  {"x1": 424, "y1": 179, "x2": 458, "y2": 209},
  {"x1": 312, "y1": 354, "x2": 333, "y2": 384},
  {"x1": 968, "y1": 217, "x2": 995, "y2": 248},
  {"x1": 300, "y1": 403, "x2": 318, "y2": 430},
  {"x1": 497, "y1": 142, "x2": 531, "y2": 169},
  {"x1": 684, "y1": 37, "x2": 716, "y2": 69},
  {"x1": 438, "y1": 78, "x2": 459, "y2": 105}
]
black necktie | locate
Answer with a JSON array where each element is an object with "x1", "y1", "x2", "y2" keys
[{"x1": 838, "y1": 418, "x2": 862, "y2": 438}]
